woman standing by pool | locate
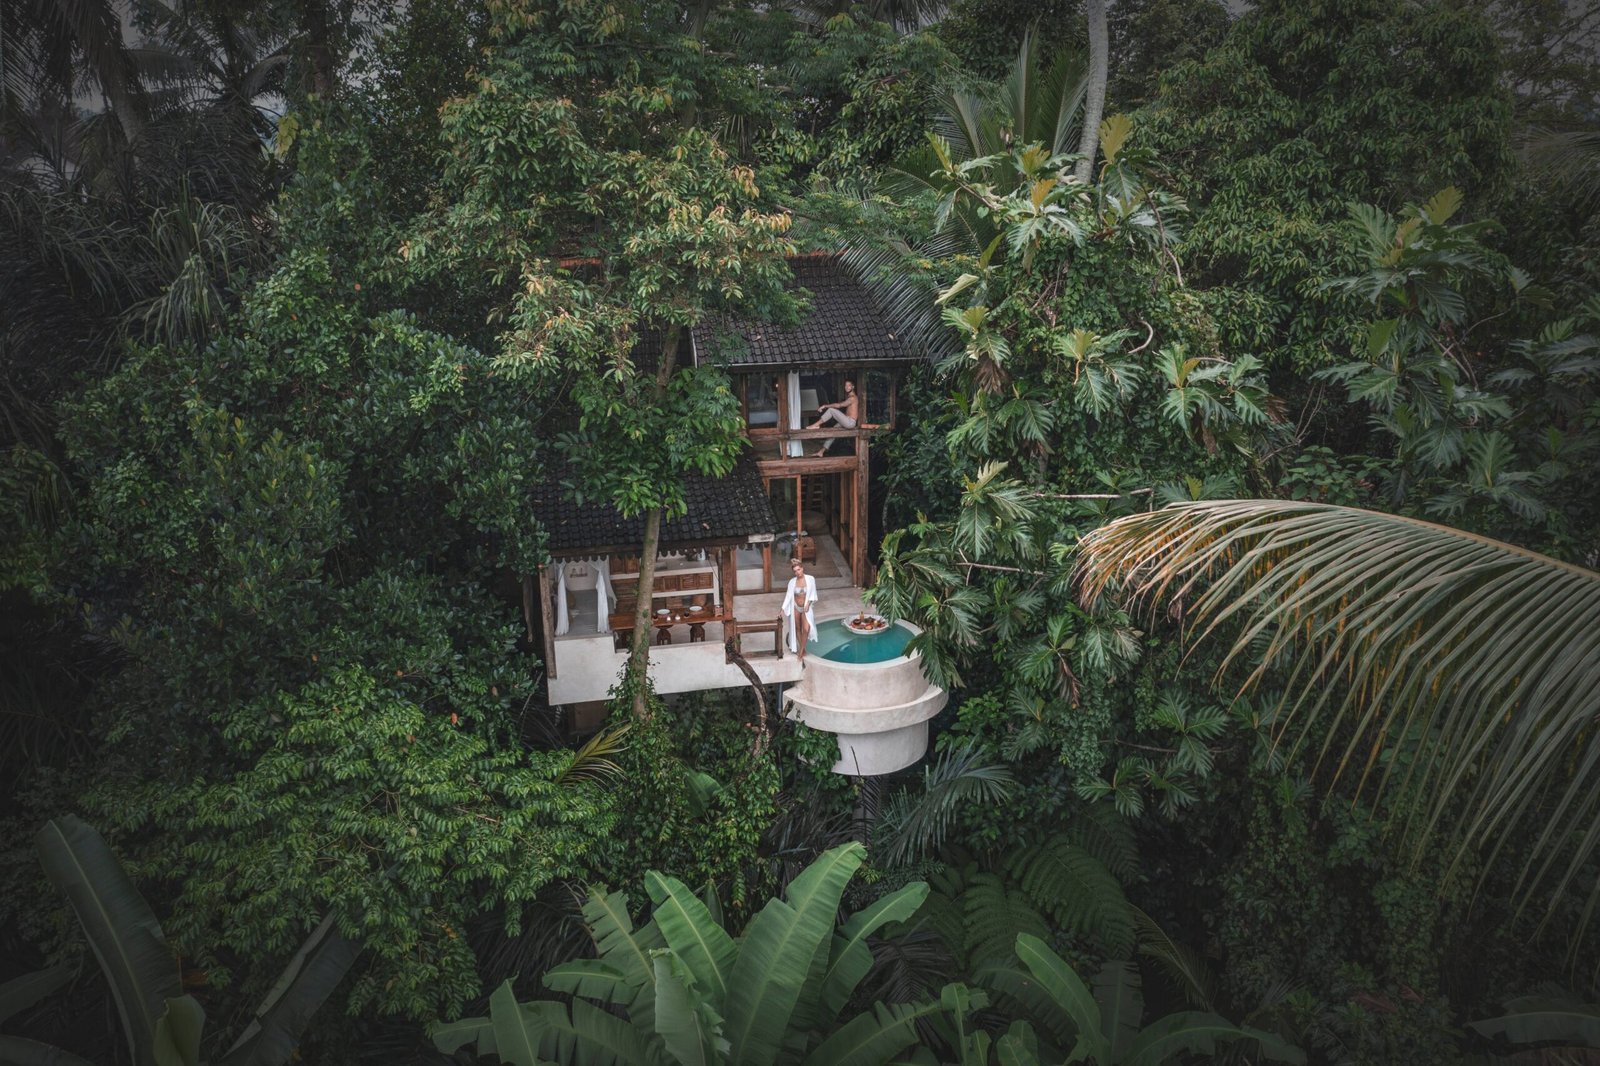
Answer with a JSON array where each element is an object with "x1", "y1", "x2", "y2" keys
[{"x1": 782, "y1": 557, "x2": 818, "y2": 661}]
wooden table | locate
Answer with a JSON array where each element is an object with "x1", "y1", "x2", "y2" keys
[{"x1": 610, "y1": 607, "x2": 732, "y2": 645}]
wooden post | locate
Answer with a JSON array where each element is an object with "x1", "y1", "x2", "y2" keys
[
  {"x1": 776, "y1": 374, "x2": 790, "y2": 458},
  {"x1": 763, "y1": 542, "x2": 774, "y2": 593},
  {"x1": 718, "y1": 545, "x2": 737, "y2": 611},
  {"x1": 537, "y1": 566, "x2": 558, "y2": 680},
  {"x1": 852, "y1": 434, "x2": 870, "y2": 584},
  {"x1": 521, "y1": 574, "x2": 536, "y2": 644},
  {"x1": 794, "y1": 476, "x2": 802, "y2": 542}
]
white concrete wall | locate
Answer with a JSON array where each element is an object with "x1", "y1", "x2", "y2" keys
[
  {"x1": 783, "y1": 623, "x2": 949, "y2": 775},
  {"x1": 549, "y1": 629, "x2": 801, "y2": 705}
]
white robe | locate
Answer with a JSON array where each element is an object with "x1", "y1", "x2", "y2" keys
[
  {"x1": 594, "y1": 557, "x2": 615, "y2": 633},
  {"x1": 781, "y1": 574, "x2": 818, "y2": 654},
  {"x1": 554, "y1": 564, "x2": 570, "y2": 636}
]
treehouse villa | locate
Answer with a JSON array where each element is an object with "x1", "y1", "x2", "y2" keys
[{"x1": 525, "y1": 254, "x2": 947, "y2": 774}]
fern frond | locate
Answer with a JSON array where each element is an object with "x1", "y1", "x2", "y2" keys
[
  {"x1": 961, "y1": 872, "x2": 1051, "y2": 966},
  {"x1": 1004, "y1": 837, "x2": 1135, "y2": 958},
  {"x1": 1064, "y1": 802, "x2": 1141, "y2": 884}
]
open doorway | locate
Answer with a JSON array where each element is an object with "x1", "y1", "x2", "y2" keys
[{"x1": 764, "y1": 472, "x2": 863, "y2": 590}]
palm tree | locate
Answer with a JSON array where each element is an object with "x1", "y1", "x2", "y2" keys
[
  {"x1": 1071, "y1": 0, "x2": 1106, "y2": 185},
  {"x1": 1075, "y1": 500, "x2": 1600, "y2": 930}
]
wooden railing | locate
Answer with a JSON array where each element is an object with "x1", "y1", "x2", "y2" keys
[{"x1": 725, "y1": 617, "x2": 784, "y2": 661}]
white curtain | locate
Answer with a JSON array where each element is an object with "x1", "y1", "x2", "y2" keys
[
  {"x1": 595, "y1": 557, "x2": 615, "y2": 633},
  {"x1": 786, "y1": 372, "x2": 804, "y2": 457},
  {"x1": 554, "y1": 564, "x2": 570, "y2": 636}
]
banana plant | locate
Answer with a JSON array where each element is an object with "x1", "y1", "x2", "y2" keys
[
  {"x1": 432, "y1": 841, "x2": 971, "y2": 1066},
  {"x1": 0, "y1": 816, "x2": 358, "y2": 1066},
  {"x1": 975, "y1": 934, "x2": 1306, "y2": 1065}
]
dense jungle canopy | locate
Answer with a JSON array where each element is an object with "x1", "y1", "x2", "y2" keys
[{"x1": 2, "y1": 0, "x2": 1598, "y2": 1062}]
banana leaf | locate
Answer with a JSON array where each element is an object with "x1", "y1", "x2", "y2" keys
[
  {"x1": 220, "y1": 913, "x2": 360, "y2": 1066},
  {"x1": 36, "y1": 816, "x2": 182, "y2": 1066},
  {"x1": 0, "y1": 964, "x2": 76, "y2": 1025}
]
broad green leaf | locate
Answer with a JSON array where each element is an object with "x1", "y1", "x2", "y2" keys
[
  {"x1": 1014, "y1": 933, "x2": 1108, "y2": 1062},
  {"x1": 652, "y1": 954, "x2": 725, "y2": 1066},
  {"x1": 995, "y1": 1021, "x2": 1040, "y2": 1066},
  {"x1": 645, "y1": 872, "x2": 736, "y2": 1006},
  {"x1": 1099, "y1": 114, "x2": 1133, "y2": 164},
  {"x1": 522, "y1": 998, "x2": 659, "y2": 1066},
  {"x1": 821, "y1": 882, "x2": 931, "y2": 1020},
  {"x1": 1093, "y1": 962, "x2": 1143, "y2": 1060},
  {"x1": 1365, "y1": 318, "x2": 1398, "y2": 359},
  {"x1": 491, "y1": 980, "x2": 548, "y2": 1066},
  {"x1": 723, "y1": 843, "x2": 866, "y2": 1066},
  {"x1": 542, "y1": 960, "x2": 632, "y2": 1005},
  {"x1": 1469, "y1": 997, "x2": 1600, "y2": 1047},
  {"x1": 1421, "y1": 186, "x2": 1463, "y2": 225},
  {"x1": 152, "y1": 996, "x2": 205, "y2": 1066},
  {"x1": 430, "y1": 1014, "x2": 496, "y2": 1057},
  {"x1": 799, "y1": 998, "x2": 948, "y2": 1066},
  {"x1": 579, "y1": 889, "x2": 663, "y2": 1028},
  {"x1": 221, "y1": 913, "x2": 359, "y2": 1066},
  {"x1": 0, "y1": 964, "x2": 76, "y2": 1025},
  {"x1": 1123, "y1": 1012, "x2": 1305, "y2": 1065},
  {"x1": 0, "y1": 1035, "x2": 99, "y2": 1066},
  {"x1": 36, "y1": 816, "x2": 183, "y2": 1066}
]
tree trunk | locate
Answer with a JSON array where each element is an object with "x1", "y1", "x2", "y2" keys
[
  {"x1": 724, "y1": 637, "x2": 769, "y2": 753},
  {"x1": 626, "y1": 326, "x2": 683, "y2": 718},
  {"x1": 300, "y1": 0, "x2": 340, "y2": 98},
  {"x1": 1073, "y1": 0, "x2": 1109, "y2": 186}
]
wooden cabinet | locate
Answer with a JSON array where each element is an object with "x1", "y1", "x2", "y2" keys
[{"x1": 610, "y1": 560, "x2": 721, "y2": 609}]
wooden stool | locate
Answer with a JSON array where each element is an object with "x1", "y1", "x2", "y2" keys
[
  {"x1": 655, "y1": 628, "x2": 673, "y2": 645},
  {"x1": 689, "y1": 623, "x2": 706, "y2": 643}
]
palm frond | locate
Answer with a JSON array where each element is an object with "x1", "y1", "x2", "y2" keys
[
  {"x1": 555, "y1": 723, "x2": 632, "y2": 786},
  {"x1": 875, "y1": 741, "x2": 1016, "y2": 868},
  {"x1": 1522, "y1": 126, "x2": 1600, "y2": 216},
  {"x1": 1076, "y1": 500, "x2": 1600, "y2": 930}
]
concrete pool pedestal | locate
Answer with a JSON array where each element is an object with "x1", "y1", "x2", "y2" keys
[{"x1": 784, "y1": 620, "x2": 948, "y2": 775}]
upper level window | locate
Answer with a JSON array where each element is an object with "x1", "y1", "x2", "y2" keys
[{"x1": 745, "y1": 376, "x2": 779, "y2": 429}]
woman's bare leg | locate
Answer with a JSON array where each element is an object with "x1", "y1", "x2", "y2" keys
[{"x1": 797, "y1": 613, "x2": 809, "y2": 660}]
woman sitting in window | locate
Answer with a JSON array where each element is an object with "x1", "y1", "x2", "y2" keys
[{"x1": 806, "y1": 379, "x2": 858, "y2": 456}]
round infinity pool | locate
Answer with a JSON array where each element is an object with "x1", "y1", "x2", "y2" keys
[{"x1": 811, "y1": 618, "x2": 914, "y2": 663}]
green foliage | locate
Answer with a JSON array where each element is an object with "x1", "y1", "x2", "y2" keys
[
  {"x1": 1144, "y1": 0, "x2": 1515, "y2": 375},
  {"x1": 975, "y1": 934, "x2": 1306, "y2": 1064},
  {"x1": 603, "y1": 685, "x2": 781, "y2": 910},
  {"x1": 0, "y1": 123, "x2": 620, "y2": 1027},
  {"x1": 1319, "y1": 190, "x2": 1598, "y2": 538},
  {"x1": 435, "y1": 843, "x2": 972, "y2": 1066},
  {"x1": 907, "y1": 811, "x2": 1139, "y2": 979},
  {"x1": 6, "y1": 816, "x2": 355, "y2": 1066}
]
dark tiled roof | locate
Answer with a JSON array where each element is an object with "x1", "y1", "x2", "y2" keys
[
  {"x1": 534, "y1": 456, "x2": 777, "y2": 555},
  {"x1": 694, "y1": 256, "x2": 919, "y2": 367}
]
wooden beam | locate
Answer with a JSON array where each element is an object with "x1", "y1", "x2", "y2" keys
[
  {"x1": 537, "y1": 566, "x2": 558, "y2": 680},
  {"x1": 762, "y1": 542, "x2": 774, "y2": 593},
  {"x1": 551, "y1": 537, "x2": 746, "y2": 560},
  {"x1": 756, "y1": 455, "x2": 859, "y2": 477}
]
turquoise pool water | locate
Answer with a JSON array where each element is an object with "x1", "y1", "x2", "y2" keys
[{"x1": 811, "y1": 618, "x2": 914, "y2": 663}]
